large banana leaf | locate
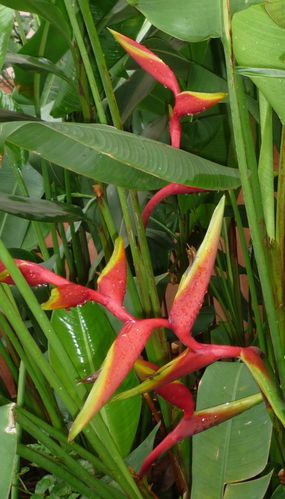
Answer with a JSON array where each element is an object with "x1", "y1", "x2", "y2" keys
[
  {"x1": 50, "y1": 302, "x2": 141, "y2": 457},
  {"x1": 2, "y1": 122, "x2": 241, "y2": 191},
  {"x1": 191, "y1": 362, "x2": 272, "y2": 499},
  {"x1": 224, "y1": 472, "x2": 272, "y2": 499},
  {"x1": 127, "y1": 0, "x2": 263, "y2": 42},
  {"x1": 233, "y1": 4, "x2": 285, "y2": 124}
]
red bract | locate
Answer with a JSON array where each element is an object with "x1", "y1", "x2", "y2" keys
[
  {"x1": 0, "y1": 259, "x2": 69, "y2": 287},
  {"x1": 169, "y1": 196, "x2": 225, "y2": 346},
  {"x1": 68, "y1": 318, "x2": 170, "y2": 442},
  {"x1": 142, "y1": 184, "x2": 204, "y2": 227},
  {"x1": 97, "y1": 237, "x2": 126, "y2": 305},
  {"x1": 139, "y1": 393, "x2": 262, "y2": 476},
  {"x1": 109, "y1": 29, "x2": 180, "y2": 96}
]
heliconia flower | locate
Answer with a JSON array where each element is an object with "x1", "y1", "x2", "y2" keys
[
  {"x1": 68, "y1": 318, "x2": 170, "y2": 442},
  {"x1": 134, "y1": 358, "x2": 194, "y2": 415},
  {"x1": 97, "y1": 237, "x2": 126, "y2": 306},
  {"x1": 169, "y1": 90, "x2": 226, "y2": 148},
  {"x1": 139, "y1": 392, "x2": 263, "y2": 476},
  {"x1": 142, "y1": 183, "x2": 204, "y2": 227},
  {"x1": 0, "y1": 259, "x2": 69, "y2": 287},
  {"x1": 109, "y1": 29, "x2": 180, "y2": 96},
  {"x1": 169, "y1": 196, "x2": 225, "y2": 346},
  {"x1": 42, "y1": 283, "x2": 133, "y2": 323},
  {"x1": 113, "y1": 344, "x2": 243, "y2": 402}
]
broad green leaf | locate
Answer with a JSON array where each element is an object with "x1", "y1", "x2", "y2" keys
[
  {"x1": 127, "y1": 0, "x2": 262, "y2": 42},
  {"x1": 50, "y1": 303, "x2": 141, "y2": 457},
  {"x1": 0, "y1": 192, "x2": 85, "y2": 223},
  {"x1": 0, "y1": 5, "x2": 13, "y2": 71},
  {"x1": 0, "y1": 0, "x2": 71, "y2": 42},
  {"x1": 0, "y1": 403, "x2": 17, "y2": 499},
  {"x1": 265, "y1": 0, "x2": 285, "y2": 28},
  {"x1": 0, "y1": 160, "x2": 44, "y2": 248},
  {"x1": 224, "y1": 471, "x2": 272, "y2": 499},
  {"x1": 191, "y1": 363, "x2": 272, "y2": 499},
  {"x1": 233, "y1": 4, "x2": 285, "y2": 123},
  {"x1": 5, "y1": 53, "x2": 75, "y2": 88},
  {"x1": 4, "y1": 122, "x2": 241, "y2": 191}
]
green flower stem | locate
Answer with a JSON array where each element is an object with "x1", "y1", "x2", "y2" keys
[
  {"x1": 57, "y1": 223, "x2": 75, "y2": 279},
  {"x1": 17, "y1": 445, "x2": 99, "y2": 499},
  {"x1": 16, "y1": 412, "x2": 115, "y2": 499},
  {"x1": 64, "y1": 169, "x2": 84, "y2": 282},
  {"x1": 130, "y1": 191, "x2": 169, "y2": 364},
  {"x1": 15, "y1": 407, "x2": 108, "y2": 475},
  {"x1": 222, "y1": 1, "x2": 285, "y2": 392},
  {"x1": 64, "y1": 0, "x2": 107, "y2": 124},
  {"x1": 228, "y1": 191, "x2": 266, "y2": 352},
  {"x1": 11, "y1": 361, "x2": 26, "y2": 499}
]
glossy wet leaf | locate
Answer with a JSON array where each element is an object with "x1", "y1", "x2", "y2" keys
[
  {"x1": 4, "y1": 122, "x2": 241, "y2": 191},
  {"x1": 0, "y1": 403, "x2": 17, "y2": 499},
  {"x1": 0, "y1": 193, "x2": 84, "y2": 223},
  {"x1": 50, "y1": 302, "x2": 141, "y2": 457},
  {"x1": 191, "y1": 363, "x2": 272, "y2": 499},
  {"x1": 233, "y1": 4, "x2": 285, "y2": 123}
]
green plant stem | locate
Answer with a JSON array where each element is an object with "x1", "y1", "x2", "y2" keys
[
  {"x1": 17, "y1": 445, "x2": 99, "y2": 498},
  {"x1": 222, "y1": 1, "x2": 285, "y2": 392},
  {"x1": 64, "y1": 0, "x2": 106, "y2": 124},
  {"x1": 11, "y1": 361, "x2": 26, "y2": 499},
  {"x1": 228, "y1": 191, "x2": 266, "y2": 351},
  {"x1": 0, "y1": 306, "x2": 62, "y2": 428},
  {"x1": 41, "y1": 160, "x2": 65, "y2": 275},
  {"x1": 16, "y1": 412, "x2": 115, "y2": 499},
  {"x1": 77, "y1": 0, "x2": 122, "y2": 127},
  {"x1": 15, "y1": 407, "x2": 108, "y2": 475}
]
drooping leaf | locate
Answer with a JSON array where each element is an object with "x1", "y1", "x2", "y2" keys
[
  {"x1": 191, "y1": 363, "x2": 272, "y2": 498},
  {"x1": 3, "y1": 122, "x2": 241, "y2": 191},
  {"x1": 0, "y1": 193, "x2": 85, "y2": 223}
]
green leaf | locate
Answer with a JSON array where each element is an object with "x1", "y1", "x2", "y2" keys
[
  {"x1": 265, "y1": 0, "x2": 285, "y2": 28},
  {"x1": 0, "y1": 0, "x2": 71, "y2": 42},
  {"x1": 4, "y1": 122, "x2": 241, "y2": 191},
  {"x1": 0, "y1": 403, "x2": 17, "y2": 499},
  {"x1": 0, "y1": 192, "x2": 84, "y2": 223},
  {"x1": 0, "y1": 160, "x2": 44, "y2": 248},
  {"x1": 224, "y1": 472, "x2": 272, "y2": 499},
  {"x1": 50, "y1": 303, "x2": 141, "y2": 457},
  {"x1": 126, "y1": 423, "x2": 160, "y2": 473},
  {"x1": 0, "y1": 5, "x2": 13, "y2": 71},
  {"x1": 237, "y1": 67, "x2": 285, "y2": 79},
  {"x1": 191, "y1": 363, "x2": 272, "y2": 499},
  {"x1": 271, "y1": 485, "x2": 285, "y2": 498},
  {"x1": 233, "y1": 4, "x2": 285, "y2": 124},
  {"x1": 127, "y1": 0, "x2": 262, "y2": 42},
  {"x1": 5, "y1": 53, "x2": 75, "y2": 87}
]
